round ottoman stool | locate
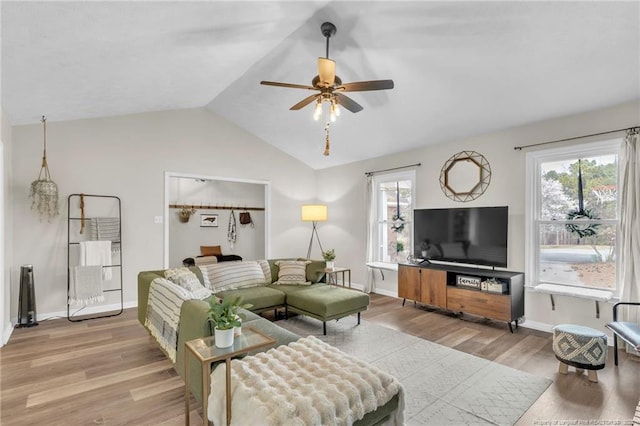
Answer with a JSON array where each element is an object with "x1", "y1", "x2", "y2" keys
[{"x1": 552, "y1": 324, "x2": 607, "y2": 383}]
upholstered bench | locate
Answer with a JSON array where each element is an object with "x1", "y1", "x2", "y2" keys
[
  {"x1": 552, "y1": 324, "x2": 607, "y2": 383},
  {"x1": 285, "y1": 285, "x2": 370, "y2": 334}
]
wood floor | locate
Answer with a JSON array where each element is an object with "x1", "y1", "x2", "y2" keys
[{"x1": 1, "y1": 294, "x2": 638, "y2": 425}]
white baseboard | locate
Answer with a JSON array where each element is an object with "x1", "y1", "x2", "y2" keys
[
  {"x1": 348, "y1": 282, "x2": 365, "y2": 292},
  {"x1": 2, "y1": 323, "x2": 14, "y2": 346},
  {"x1": 29, "y1": 301, "x2": 138, "y2": 323},
  {"x1": 518, "y1": 319, "x2": 553, "y2": 333},
  {"x1": 373, "y1": 288, "x2": 398, "y2": 298}
]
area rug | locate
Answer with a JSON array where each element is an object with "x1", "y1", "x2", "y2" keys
[{"x1": 275, "y1": 316, "x2": 552, "y2": 425}]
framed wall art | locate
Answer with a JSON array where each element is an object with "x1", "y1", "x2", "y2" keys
[{"x1": 200, "y1": 214, "x2": 219, "y2": 227}]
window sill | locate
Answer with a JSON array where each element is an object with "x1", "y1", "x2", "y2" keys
[
  {"x1": 529, "y1": 283, "x2": 613, "y2": 318},
  {"x1": 366, "y1": 262, "x2": 398, "y2": 271},
  {"x1": 366, "y1": 262, "x2": 398, "y2": 281}
]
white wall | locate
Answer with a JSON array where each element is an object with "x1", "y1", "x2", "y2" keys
[
  {"x1": 1, "y1": 107, "x2": 13, "y2": 345},
  {"x1": 316, "y1": 100, "x2": 640, "y2": 331},
  {"x1": 8, "y1": 100, "x2": 638, "y2": 331},
  {"x1": 168, "y1": 177, "x2": 266, "y2": 267},
  {"x1": 10, "y1": 108, "x2": 317, "y2": 319}
]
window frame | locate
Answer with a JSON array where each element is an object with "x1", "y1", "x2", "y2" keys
[
  {"x1": 525, "y1": 139, "x2": 621, "y2": 294},
  {"x1": 371, "y1": 170, "x2": 416, "y2": 265}
]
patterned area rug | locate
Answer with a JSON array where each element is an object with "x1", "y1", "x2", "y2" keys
[{"x1": 275, "y1": 316, "x2": 552, "y2": 425}]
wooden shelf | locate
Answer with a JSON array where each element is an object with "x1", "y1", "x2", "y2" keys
[{"x1": 169, "y1": 204, "x2": 264, "y2": 211}]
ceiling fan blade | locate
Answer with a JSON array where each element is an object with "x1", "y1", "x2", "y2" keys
[
  {"x1": 317, "y1": 58, "x2": 336, "y2": 87},
  {"x1": 260, "y1": 81, "x2": 317, "y2": 91},
  {"x1": 290, "y1": 94, "x2": 320, "y2": 110},
  {"x1": 335, "y1": 93, "x2": 363, "y2": 113},
  {"x1": 337, "y1": 79, "x2": 395, "y2": 92}
]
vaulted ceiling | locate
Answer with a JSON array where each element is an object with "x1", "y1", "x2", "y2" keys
[{"x1": 2, "y1": 1, "x2": 639, "y2": 169}]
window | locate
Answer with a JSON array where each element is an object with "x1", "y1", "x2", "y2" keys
[
  {"x1": 371, "y1": 171, "x2": 415, "y2": 264},
  {"x1": 526, "y1": 140, "x2": 620, "y2": 292}
]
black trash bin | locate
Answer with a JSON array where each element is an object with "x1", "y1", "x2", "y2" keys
[{"x1": 17, "y1": 264, "x2": 38, "y2": 327}]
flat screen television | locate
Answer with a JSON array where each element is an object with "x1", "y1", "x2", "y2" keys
[{"x1": 413, "y1": 206, "x2": 508, "y2": 268}]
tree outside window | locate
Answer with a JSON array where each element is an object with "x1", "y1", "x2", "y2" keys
[{"x1": 530, "y1": 143, "x2": 619, "y2": 291}]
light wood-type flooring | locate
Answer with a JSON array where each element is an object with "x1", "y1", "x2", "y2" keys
[{"x1": 1, "y1": 294, "x2": 638, "y2": 425}]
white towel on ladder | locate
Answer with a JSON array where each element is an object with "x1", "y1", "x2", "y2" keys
[{"x1": 80, "y1": 240, "x2": 112, "y2": 280}]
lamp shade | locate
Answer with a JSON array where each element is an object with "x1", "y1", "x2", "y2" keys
[{"x1": 301, "y1": 204, "x2": 327, "y2": 222}]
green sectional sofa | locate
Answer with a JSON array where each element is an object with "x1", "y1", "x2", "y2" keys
[{"x1": 137, "y1": 259, "x2": 370, "y2": 403}]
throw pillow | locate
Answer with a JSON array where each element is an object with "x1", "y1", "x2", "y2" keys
[
  {"x1": 159, "y1": 268, "x2": 212, "y2": 300},
  {"x1": 274, "y1": 260, "x2": 311, "y2": 285},
  {"x1": 164, "y1": 267, "x2": 203, "y2": 291},
  {"x1": 200, "y1": 245, "x2": 222, "y2": 256},
  {"x1": 194, "y1": 256, "x2": 218, "y2": 266},
  {"x1": 257, "y1": 259, "x2": 272, "y2": 284},
  {"x1": 199, "y1": 261, "x2": 266, "y2": 292}
]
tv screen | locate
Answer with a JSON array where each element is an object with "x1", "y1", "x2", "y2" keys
[{"x1": 413, "y1": 206, "x2": 508, "y2": 268}]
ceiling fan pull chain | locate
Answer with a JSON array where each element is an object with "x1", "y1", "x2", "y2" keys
[{"x1": 323, "y1": 122, "x2": 331, "y2": 156}]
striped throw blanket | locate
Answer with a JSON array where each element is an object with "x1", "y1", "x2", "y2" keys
[
  {"x1": 89, "y1": 217, "x2": 121, "y2": 252},
  {"x1": 208, "y1": 336, "x2": 405, "y2": 426},
  {"x1": 145, "y1": 278, "x2": 209, "y2": 363}
]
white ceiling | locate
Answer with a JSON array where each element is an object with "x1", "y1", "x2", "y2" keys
[{"x1": 2, "y1": 1, "x2": 639, "y2": 169}]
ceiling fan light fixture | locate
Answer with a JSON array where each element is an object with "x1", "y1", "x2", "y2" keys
[
  {"x1": 329, "y1": 103, "x2": 337, "y2": 123},
  {"x1": 313, "y1": 99, "x2": 323, "y2": 121},
  {"x1": 332, "y1": 98, "x2": 341, "y2": 117}
]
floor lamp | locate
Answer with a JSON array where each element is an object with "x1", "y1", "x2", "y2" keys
[{"x1": 301, "y1": 204, "x2": 327, "y2": 259}]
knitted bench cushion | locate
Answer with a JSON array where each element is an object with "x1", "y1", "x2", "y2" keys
[{"x1": 552, "y1": 324, "x2": 607, "y2": 369}]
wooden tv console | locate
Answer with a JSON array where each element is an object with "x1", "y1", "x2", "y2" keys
[{"x1": 398, "y1": 263, "x2": 524, "y2": 332}]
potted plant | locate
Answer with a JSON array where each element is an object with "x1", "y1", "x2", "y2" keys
[
  {"x1": 207, "y1": 296, "x2": 251, "y2": 348},
  {"x1": 178, "y1": 206, "x2": 196, "y2": 223},
  {"x1": 229, "y1": 297, "x2": 253, "y2": 336},
  {"x1": 322, "y1": 249, "x2": 336, "y2": 270}
]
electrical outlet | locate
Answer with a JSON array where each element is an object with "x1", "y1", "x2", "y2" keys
[{"x1": 153, "y1": 216, "x2": 163, "y2": 224}]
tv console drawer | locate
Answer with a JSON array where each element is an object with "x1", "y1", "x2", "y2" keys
[{"x1": 447, "y1": 287, "x2": 511, "y2": 322}]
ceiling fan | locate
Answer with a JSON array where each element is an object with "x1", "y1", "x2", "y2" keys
[{"x1": 260, "y1": 22, "x2": 394, "y2": 122}]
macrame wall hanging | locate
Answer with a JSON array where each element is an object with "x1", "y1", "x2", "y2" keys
[
  {"x1": 29, "y1": 115, "x2": 59, "y2": 222},
  {"x1": 565, "y1": 159, "x2": 599, "y2": 238}
]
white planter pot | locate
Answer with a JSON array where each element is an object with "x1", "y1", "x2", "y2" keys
[
  {"x1": 234, "y1": 320, "x2": 242, "y2": 336},
  {"x1": 214, "y1": 327, "x2": 235, "y2": 348},
  {"x1": 326, "y1": 261, "x2": 335, "y2": 270}
]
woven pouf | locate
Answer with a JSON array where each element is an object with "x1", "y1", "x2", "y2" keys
[{"x1": 552, "y1": 324, "x2": 607, "y2": 383}]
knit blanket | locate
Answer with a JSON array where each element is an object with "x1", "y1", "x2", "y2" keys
[
  {"x1": 69, "y1": 265, "x2": 104, "y2": 306},
  {"x1": 208, "y1": 336, "x2": 405, "y2": 426},
  {"x1": 145, "y1": 278, "x2": 209, "y2": 363}
]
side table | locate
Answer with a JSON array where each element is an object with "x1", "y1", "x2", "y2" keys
[
  {"x1": 325, "y1": 267, "x2": 351, "y2": 288},
  {"x1": 184, "y1": 326, "x2": 275, "y2": 426}
]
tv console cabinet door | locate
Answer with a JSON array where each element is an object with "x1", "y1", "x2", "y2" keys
[
  {"x1": 419, "y1": 269, "x2": 447, "y2": 308},
  {"x1": 398, "y1": 265, "x2": 420, "y2": 302}
]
